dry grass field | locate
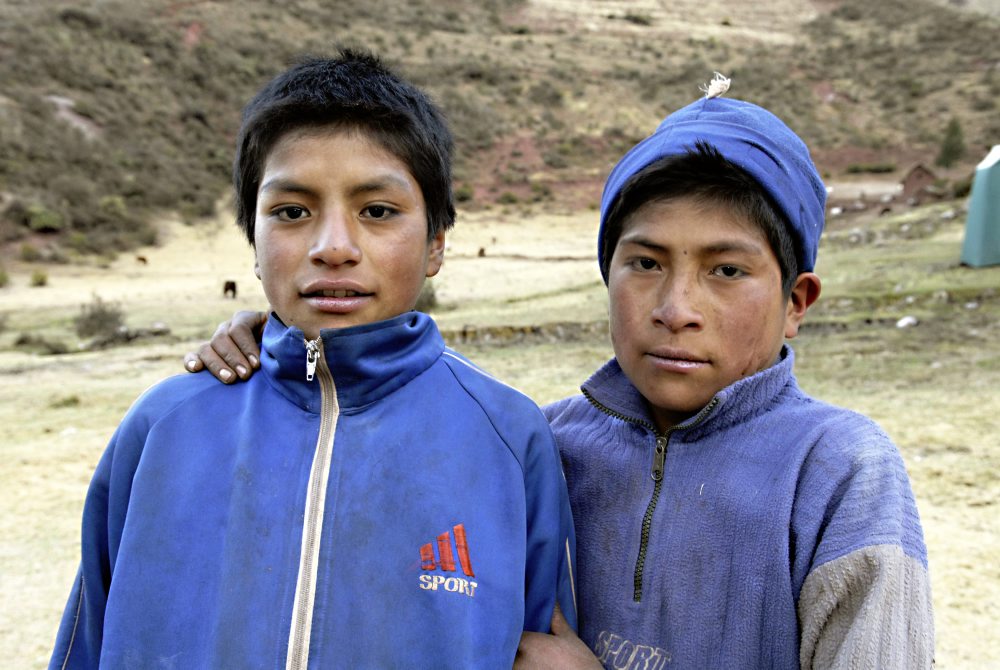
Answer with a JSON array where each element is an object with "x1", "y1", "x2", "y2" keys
[{"x1": 2, "y1": 201, "x2": 998, "y2": 668}]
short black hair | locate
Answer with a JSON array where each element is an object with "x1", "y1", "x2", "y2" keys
[
  {"x1": 233, "y1": 50, "x2": 455, "y2": 245},
  {"x1": 600, "y1": 142, "x2": 799, "y2": 297}
]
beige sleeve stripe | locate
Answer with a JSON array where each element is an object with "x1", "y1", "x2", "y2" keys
[{"x1": 798, "y1": 544, "x2": 934, "y2": 670}]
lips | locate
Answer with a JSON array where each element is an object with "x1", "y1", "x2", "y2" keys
[
  {"x1": 301, "y1": 282, "x2": 373, "y2": 314},
  {"x1": 300, "y1": 279, "x2": 372, "y2": 298},
  {"x1": 307, "y1": 289, "x2": 369, "y2": 298},
  {"x1": 646, "y1": 348, "x2": 709, "y2": 372}
]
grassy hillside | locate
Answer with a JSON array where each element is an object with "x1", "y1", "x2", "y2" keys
[{"x1": 0, "y1": 0, "x2": 997, "y2": 257}]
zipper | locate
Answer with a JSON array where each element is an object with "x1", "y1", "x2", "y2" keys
[
  {"x1": 286, "y1": 337, "x2": 339, "y2": 670},
  {"x1": 305, "y1": 339, "x2": 320, "y2": 381},
  {"x1": 583, "y1": 389, "x2": 719, "y2": 602}
]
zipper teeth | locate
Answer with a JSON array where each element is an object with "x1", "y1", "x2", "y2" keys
[
  {"x1": 633, "y1": 477, "x2": 663, "y2": 601},
  {"x1": 584, "y1": 389, "x2": 720, "y2": 603},
  {"x1": 287, "y1": 345, "x2": 338, "y2": 670},
  {"x1": 581, "y1": 388, "x2": 657, "y2": 432}
]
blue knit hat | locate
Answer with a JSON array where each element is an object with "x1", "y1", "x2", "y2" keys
[{"x1": 598, "y1": 90, "x2": 827, "y2": 281}]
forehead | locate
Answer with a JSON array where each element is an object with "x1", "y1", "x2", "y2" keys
[
  {"x1": 621, "y1": 196, "x2": 769, "y2": 246},
  {"x1": 264, "y1": 123, "x2": 413, "y2": 177}
]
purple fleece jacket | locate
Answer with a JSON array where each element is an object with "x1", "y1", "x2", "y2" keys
[{"x1": 544, "y1": 346, "x2": 933, "y2": 669}]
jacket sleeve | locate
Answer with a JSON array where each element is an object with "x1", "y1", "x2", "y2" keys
[
  {"x1": 521, "y1": 420, "x2": 579, "y2": 634},
  {"x1": 49, "y1": 397, "x2": 154, "y2": 669},
  {"x1": 794, "y1": 428, "x2": 934, "y2": 669}
]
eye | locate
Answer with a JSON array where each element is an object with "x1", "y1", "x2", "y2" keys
[
  {"x1": 362, "y1": 205, "x2": 394, "y2": 219},
  {"x1": 275, "y1": 205, "x2": 309, "y2": 222},
  {"x1": 635, "y1": 257, "x2": 658, "y2": 271},
  {"x1": 712, "y1": 265, "x2": 745, "y2": 278}
]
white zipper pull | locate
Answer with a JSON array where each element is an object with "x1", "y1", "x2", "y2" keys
[{"x1": 305, "y1": 337, "x2": 321, "y2": 381}]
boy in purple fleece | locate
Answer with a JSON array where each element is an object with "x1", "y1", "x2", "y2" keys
[{"x1": 188, "y1": 83, "x2": 934, "y2": 669}]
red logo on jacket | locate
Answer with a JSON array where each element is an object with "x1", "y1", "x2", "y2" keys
[{"x1": 418, "y1": 523, "x2": 478, "y2": 597}]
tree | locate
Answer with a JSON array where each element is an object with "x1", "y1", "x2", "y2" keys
[{"x1": 936, "y1": 118, "x2": 965, "y2": 168}]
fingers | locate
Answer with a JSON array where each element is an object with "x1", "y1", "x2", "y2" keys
[
  {"x1": 550, "y1": 603, "x2": 570, "y2": 636},
  {"x1": 191, "y1": 339, "x2": 239, "y2": 383},
  {"x1": 513, "y1": 632, "x2": 546, "y2": 669},
  {"x1": 181, "y1": 311, "x2": 268, "y2": 383},
  {"x1": 228, "y1": 311, "x2": 267, "y2": 369},
  {"x1": 183, "y1": 352, "x2": 205, "y2": 373},
  {"x1": 204, "y1": 319, "x2": 254, "y2": 381}
]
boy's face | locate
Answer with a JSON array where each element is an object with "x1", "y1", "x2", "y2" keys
[
  {"x1": 253, "y1": 126, "x2": 444, "y2": 338},
  {"x1": 607, "y1": 196, "x2": 815, "y2": 431}
]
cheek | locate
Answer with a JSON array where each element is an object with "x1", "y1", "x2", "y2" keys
[{"x1": 720, "y1": 299, "x2": 784, "y2": 376}]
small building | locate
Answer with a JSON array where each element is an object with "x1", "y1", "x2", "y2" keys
[
  {"x1": 901, "y1": 164, "x2": 938, "y2": 202},
  {"x1": 961, "y1": 145, "x2": 1000, "y2": 268}
]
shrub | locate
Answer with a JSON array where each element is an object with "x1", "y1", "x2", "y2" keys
[
  {"x1": 936, "y1": 118, "x2": 965, "y2": 168},
  {"x1": 14, "y1": 333, "x2": 69, "y2": 355},
  {"x1": 74, "y1": 294, "x2": 125, "y2": 339},
  {"x1": 30, "y1": 270, "x2": 48, "y2": 287},
  {"x1": 49, "y1": 394, "x2": 82, "y2": 408},
  {"x1": 20, "y1": 242, "x2": 42, "y2": 262},
  {"x1": 0, "y1": 265, "x2": 8, "y2": 288},
  {"x1": 530, "y1": 182, "x2": 552, "y2": 201},
  {"x1": 623, "y1": 13, "x2": 653, "y2": 26},
  {"x1": 497, "y1": 191, "x2": 519, "y2": 205},
  {"x1": 846, "y1": 163, "x2": 896, "y2": 174},
  {"x1": 952, "y1": 175, "x2": 973, "y2": 199},
  {"x1": 455, "y1": 184, "x2": 474, "y2": 203},
  {"x1": 27, "y1": 204, "x2": 64, "y2": 233}
]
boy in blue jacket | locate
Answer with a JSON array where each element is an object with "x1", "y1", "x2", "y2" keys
[
  {"x1": 51, "y1": 50, "x2": 576, "y2": 670},
  {"x1": 190, "y1": 81, "x2": 933, "y2": 668}
]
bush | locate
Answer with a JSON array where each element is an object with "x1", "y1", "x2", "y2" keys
[
  {"x1": 952, "y1": 174, "x2": 973, "y2": 199},
  {"x1": 30, "y1": 270, "x2": 48, "y2": 287},
  {"x1": 49, "y1": 394, "x2": 81, "y2": 408},
  {"x1": 0, "y1": 265, "x2": 8, "y2": 288},
  {"x1": 936, "y1": 118, "x2": 965, "y2": 168},
  {"x1": 454, "y1": 184, "x2": 474, "y2": 203},
  {"x1": 20, "y1": 242, "x2": 42, "y2": 262},
  {"x1": 14, "y1": 332, "x2": 69, "y2": 355},
  {"x1": 623, "y1": 13, "x2": 653, "y2": 26},
  {"x1": 74, "y1": 294, "x2": 125, "y2": 339},
  {"x1": 27, "y1": 204, "x2": 64, "y2": 233},
  {"x1": 846, "y1": 163, "x2": 896, "y2": 174},
  {"x1": 530, "y1": 182, "x2": 552, "y2": 202}
]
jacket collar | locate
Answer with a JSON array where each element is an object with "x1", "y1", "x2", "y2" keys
[
  {"x1": 260, "y1": 311, "x2": 444, "y2": 413},
  {"x1": 582, "y1": 345, "x2": 797, "y2": 437}
]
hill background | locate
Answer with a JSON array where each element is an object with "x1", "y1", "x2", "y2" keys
[{"x1": 1, "y1": 0, "x2": 998, "y2": 259}]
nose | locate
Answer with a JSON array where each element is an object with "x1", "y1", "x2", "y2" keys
[
  {"x1": 650, "y1": 274, "x2": 704, "y2": 332},
  {"x1": 309, "y1": 209, "x2": 361, "y2": 266}
]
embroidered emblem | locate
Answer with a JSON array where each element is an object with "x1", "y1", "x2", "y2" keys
[
  {"x1": 593, "y1": 631, "x2": 671, "y2": 670},
  {"x1": 418, "y1": 523, "x2": 478, "y2": 598}
]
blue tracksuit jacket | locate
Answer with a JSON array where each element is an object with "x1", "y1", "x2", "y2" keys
[{"x1": 51, "y1": 311, "x2": 577, "y2": 669}]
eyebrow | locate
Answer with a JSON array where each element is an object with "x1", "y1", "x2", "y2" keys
[
  {"x1": 701, "y1": 240, "x2": 766, "y2": 256},
  {"x1": 258, "y1": 178, "x2": 316, "y2": 197},
  {"x1": 346, "y1": 174, "x2": 415, "y2": 198},
  {"x1": 619, "y1": 234, "x2": 766, "y2": 257},
  {"x1": 258, "y1": 174, "x2": 415, "y2": 199},
  {"x1": 619, "y1": 234, "x2": 669, "y2": 254}
]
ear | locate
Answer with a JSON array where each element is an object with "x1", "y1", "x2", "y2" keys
[
  {"x1": 784, "y1": 272, "x2": 821, "y2": 339},
  {"x1": 253, "y1": 257, "x2": 262, "y2": 281},
  {"x1": 426, "y1": 229, "x2": 446, "y2": 278}
]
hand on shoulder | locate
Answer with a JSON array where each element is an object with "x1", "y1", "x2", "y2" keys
[{"x1": 183, "y1": 310, "x2": 268, "y2": 383}]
